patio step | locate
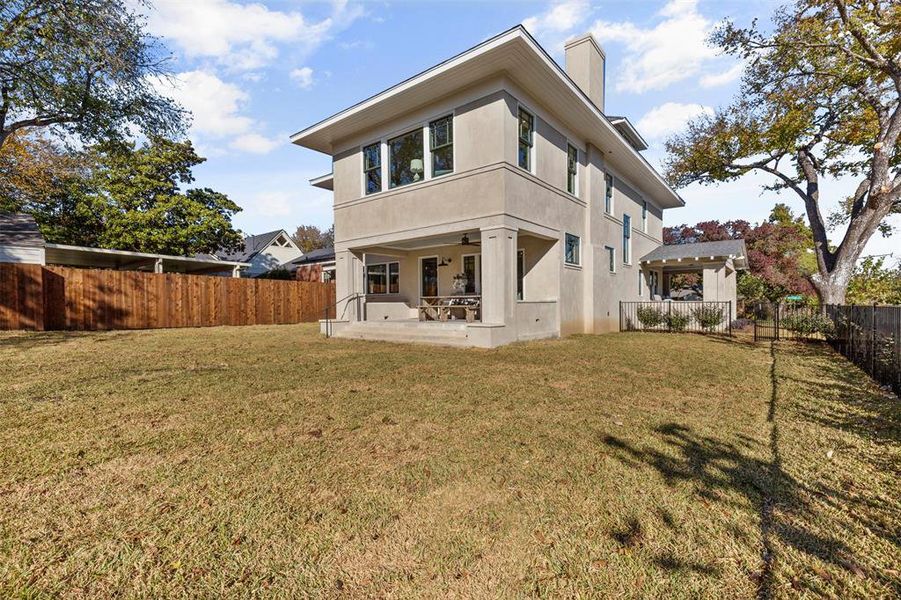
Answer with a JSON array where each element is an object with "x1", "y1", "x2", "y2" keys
[{"x1": 334, "y1": 321, "x2": 471, "y2": 347}]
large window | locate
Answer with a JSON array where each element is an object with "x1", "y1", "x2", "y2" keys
[
  {"x1": 363, "y1": 143, "x2": 381, "y2": 195},
  {"x1": 518, "y1": 108, "x2": 534, "y2": 171},
  {"x1": 605, "y1": 245, "x2": 615, "y2": 273},
  {"x1": 429, "y1": 115, "x2": 453, "y2": 177},
  {"x1": 389, "y1": 129, "x2": 424, "y2": 189},
  {"x1": 604, "y1": 173, "x2": 614, "y2": 214},
  {"x1": 623, "y1": 215, "x2": 632, "y2": 264},
  {"x1": 567, "y1": 144, "x2": 578, "y2": 194},
  {"x1": 564, "y1": 233, "x2": 581, "y2": 266},
  {"x1": 366, "y1": 262, "x2": 399, "y2": 294}
]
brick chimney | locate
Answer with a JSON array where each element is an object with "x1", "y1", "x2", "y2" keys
[{"x1": 564, "y1": 33, "x2": 606, "y2": 112}]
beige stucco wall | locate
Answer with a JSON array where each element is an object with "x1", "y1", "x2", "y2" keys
[{"x1": 328, "y1": 78, "x2": 669, "y2": 344}]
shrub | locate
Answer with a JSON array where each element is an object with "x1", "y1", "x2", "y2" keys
[
  {"x1": 666, "y1": 312, "x2": 690, "y2": 332},
  {"x1": 636, "y1": 305, "x2": 665, "y2": 328},
  {"x1": 691, "y1": 305, "x2": 726, "y2": 331},
  {"x1": 781, "y1": 312, "x2": 835, "y2": 337}
]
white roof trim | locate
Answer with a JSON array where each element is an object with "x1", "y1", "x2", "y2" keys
[{"x1": 44, "y1": 243, "x2": 251, "y2": 267}]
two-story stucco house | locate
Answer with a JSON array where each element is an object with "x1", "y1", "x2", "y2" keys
[{"x1": 291, "y1": 26, "x2": 743, "y2": 347}]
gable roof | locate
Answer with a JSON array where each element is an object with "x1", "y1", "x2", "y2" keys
[
  {"x1": 0, "y1": 213, "x2": 45, "y2": 248},
  {"x1": 216, "y1": 230, "x2": 292, "y2": 262},
  {"x1": 641, "y1": 239, "x2": 749, "y2": 269},
  {"x1": 290, "y1": 25, "x2": 684, "y2": 210}
]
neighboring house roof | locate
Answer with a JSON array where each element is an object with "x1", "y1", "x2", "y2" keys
[
  {"x1": 0, "y1": 213, "x2": 45, "y2": 248},
  {"x1": 44, "y1": 243, "x2": 249, "y2": 274},
  {"x1": 290, "y1": 25, "x2": 684, "y2": 210},
  {"x1": 641, "y1": 240, "x2": 749, "y2": 269},
  {"x1": 216, "y1": 229, "x2": 294, "y2": 262},
  {"x1": 292, "y1": 247, "x2": 335, "y2": 265}
]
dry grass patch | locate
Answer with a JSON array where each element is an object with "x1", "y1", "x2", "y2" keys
[{"x1": 0, "y1": 325, "x2": 897, "y2": 598}]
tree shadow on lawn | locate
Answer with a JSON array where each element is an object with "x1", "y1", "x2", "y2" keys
[
  {"x1": 601, "y1": 342, "x2": 887, "y2": 598},
  {"x1": 0, "y1": 330, "x2": 90, "y2": 350}
]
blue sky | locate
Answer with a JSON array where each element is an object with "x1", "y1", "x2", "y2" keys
[{"x1": 144, "y1": 0, "x2": 897, "y2": 261}]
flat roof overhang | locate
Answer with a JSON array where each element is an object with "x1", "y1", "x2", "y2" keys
[
  {"x1": 44, "y1": 244, "x2": 250, "y2": 274},
  {"x1": 641, "y1": 255, "x2": 749, "y2": 271},
  {"x1": 290, "y1": 26, "x2": 684, "y2": 210},
  {"x1": 310, "y1": 172, "x2": 334, "y2": 191}
]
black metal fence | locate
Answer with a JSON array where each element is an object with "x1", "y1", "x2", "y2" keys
[
  {"x1": 824, "y1": 304, "x2": 900, "y2": 396},
  {"x1": 620, "y1": 301, "x2": 733, "y2": 335},
  {"x1": 746, "y1": 301, "x2": 900, "y2": 396}
]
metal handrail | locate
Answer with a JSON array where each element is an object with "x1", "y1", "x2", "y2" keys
[{"x1": 323, "y1": 292, "x2": 362, "y2": 338}]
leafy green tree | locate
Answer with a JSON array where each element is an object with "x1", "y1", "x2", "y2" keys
[
  {"x1": 846, "y1": 257, "x2": 901, "y2": 304},
  {"x1": 665, "y1": 0, "x2": 900, "y2": 304},
  {"x1": 0, "y1": 0, "x2": 184, "y2": 151}
]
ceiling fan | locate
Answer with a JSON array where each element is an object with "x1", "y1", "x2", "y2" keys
[{"x1": 461, "y1": 234, "x2": 480, "y2": 247}]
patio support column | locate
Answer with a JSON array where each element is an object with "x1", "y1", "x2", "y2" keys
[
  {"x1": 335, "y1": 249, "x2": 364, "y2": 321},
  {"x1": 480, "y1": 225, "x2": 517, "y2": 325},
  {"x1": 153, "y1": 258, "x2": 164, "y2": 274}
]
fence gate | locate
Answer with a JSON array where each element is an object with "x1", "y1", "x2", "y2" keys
[{"x1": 751, "y1": 301, "x2": 779, "y2": 341}]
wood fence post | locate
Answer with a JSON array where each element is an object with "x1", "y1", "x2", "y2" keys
[{"x1": 871, "y1": 302, "x2": 877, "y2": 376}]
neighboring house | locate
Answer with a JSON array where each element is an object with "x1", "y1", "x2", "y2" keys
[
  {"x1": 290, "y1": 26, "x2": 743, "y2": 347},
  {"x1": 292, "y1": 247, "x2": 336, "y2": 282},
  {"x1": 216, "y1": 230, "x2": 303, "y2": 277},
  {"x1": 0, "y1": 213, "x2": 248, "y2": 276}
]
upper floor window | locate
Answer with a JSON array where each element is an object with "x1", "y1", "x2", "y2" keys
[
  {"x1": 604, "y1": 173, "x2": 614, "y2": 214},
  {"x1": 363, "y1": 143, "x2": 381, "y2": 195},
  {"x1": 623, "y1": 215, "x2": 632, "y2": 264},
  {"x1": 567, "y1": 144, "x2": 578, "y2": 195},
  {"x1": 429, "y1": 115, "x2": 454, "y2": 177},
  {"x1": 518, "y1": 108, "x2": 534, "y2": 171},
  {"x1": 642, "y1": 200, "x2": 648, "y2": 232},
  {"x1": 605, "y1": 246, "x2": 615, "y2": 273},
  {"x1": 564, "y1": 233, "x2": 581, "y2": 266},
  {"x1": 389, "y1": 129, "x2": 424, "y2": 189}
]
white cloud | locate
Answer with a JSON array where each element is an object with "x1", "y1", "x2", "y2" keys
[
  {"x1": 155, "y1": 70, "x2": 282, "y2": 155},
  {"x1": 637, "y1": 102, "x2": 714, "y2": 141},
  {"x1": 590, "y1": 0, "x2": 718, "y2": 93},
  {"x1": 290, "y1": 67, "x2": 315, "y2": 90},
  {"x1": 230, "y1": 133, "x2": 283, "y2": 154},
  {"x1": 523, "y1": 0, "x2": 590, "y2": 38},
  {"x1": 146, "y1": 0, "x2": 363, "y2": 71},
  {"x1": 700, "y1": 62, "x2": 744, "y2": 88}
]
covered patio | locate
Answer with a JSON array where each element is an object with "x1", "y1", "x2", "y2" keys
[{"x1": 640, "y1": 239, "x2": 748, "y2": 305}]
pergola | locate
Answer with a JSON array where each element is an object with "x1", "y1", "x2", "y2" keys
[{"x1": 640, "y1": 240, "x2": 749, "y2": 303}]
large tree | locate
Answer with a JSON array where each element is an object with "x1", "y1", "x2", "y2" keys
[
  {"x1": 292, "y1": 224, "x2": 334, "y2": 253},
  {"x1": 0, "y1": 0, "x2": 184, "y2": 151},
  {"x1": 665, "y1": 0, "x2": 900, "y2": 303},
  {"x1": 0, "y1": 135, "x2": 244, "y2": 255}
]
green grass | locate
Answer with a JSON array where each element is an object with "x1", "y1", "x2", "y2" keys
[{"x1": 0, "y1": 325, "x2": 897, "y2": 598}]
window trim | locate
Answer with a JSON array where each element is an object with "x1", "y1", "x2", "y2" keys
[
  {"x1": 638, "y1": 270, "x2": 643, "y2": 297},
  {"x1": 387, "y1": 127, "x2": 425, "y2": 190},
  {"x1": 418, "y1": 255, "x2": 439, "y2": 299},
  {"x1": 516, "y1": 248, "x2": 525, "y2": 300},
  {"x1": 362, "y1": 141, "x2": 382, "y2": 196},
  {"x1": 605, "y1": 245, "x2": 616, "y2": 274},
  {"x1": 622, "y1": 214, "x2": 632, "y2": 265},
  {"x1": 566, "y1": 142, "x2": 578, "y2": 196},
  {"x1": 604, "y1": 172, "x2": 615, "y2": 215},
  {"x1": 365, "y1": 261, "x2": 400, "y2": 295},
  {"x1": 642, "y1": 200, "x2": 648, "y2": 233},
  {"x1": 460, "y1": 252, "x2": 481, "y2": 294},
  {"x1": 517, "y1": 105, "x2": 535, "y2": 173},
  {"x1": 564, "y1": 232, "x2": 581, "y2": 267}
]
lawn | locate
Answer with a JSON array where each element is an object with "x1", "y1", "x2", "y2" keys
[{"x1": 0, "y1": 325, "x2": 897, "y2": 598}]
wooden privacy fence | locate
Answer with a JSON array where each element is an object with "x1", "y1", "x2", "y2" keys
[{"x1": 0, "y1": 264, "x2": 336, "y2": 331}]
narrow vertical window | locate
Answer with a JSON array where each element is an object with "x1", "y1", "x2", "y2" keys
[
  {"x1": 429, "y1": 115, "x2": 454, "y2": 177},
  {"x1": 462, "y1": 255, "x2": 480, "y2": 294},
  {"x1": 605, "y1": 246, "x2": 615, "y2": 273},
  {"x1": 564, "y1": 233, "x2": 581, "y2": 266},
  {"x1": 518, "y1": 108, "x2": 534, "y2": 171},
  {"x1": 638, "y1": 271, "x2": 643, "y2": 296},
  {"x1": 363, "y1": 143, "x2": 381, "y2": 195},
  {"x1": 642, "y1": 200, "x2": 648, "y2": 232},
  {"x1": 623, "y1": 215, "x2": 632, "y2": 264},
  {"x1": 567, "y1": 144, "x2": 578, "y2": 194},
  {"x1": 388, "y1": 262, "x2": 399, "y2": 294},
  {"x1": 604, "y1": 173, "x2": 614, "y2": 214},
  {"x1": 516, "y1": 249, "x2": 525, "y2": 300}
]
